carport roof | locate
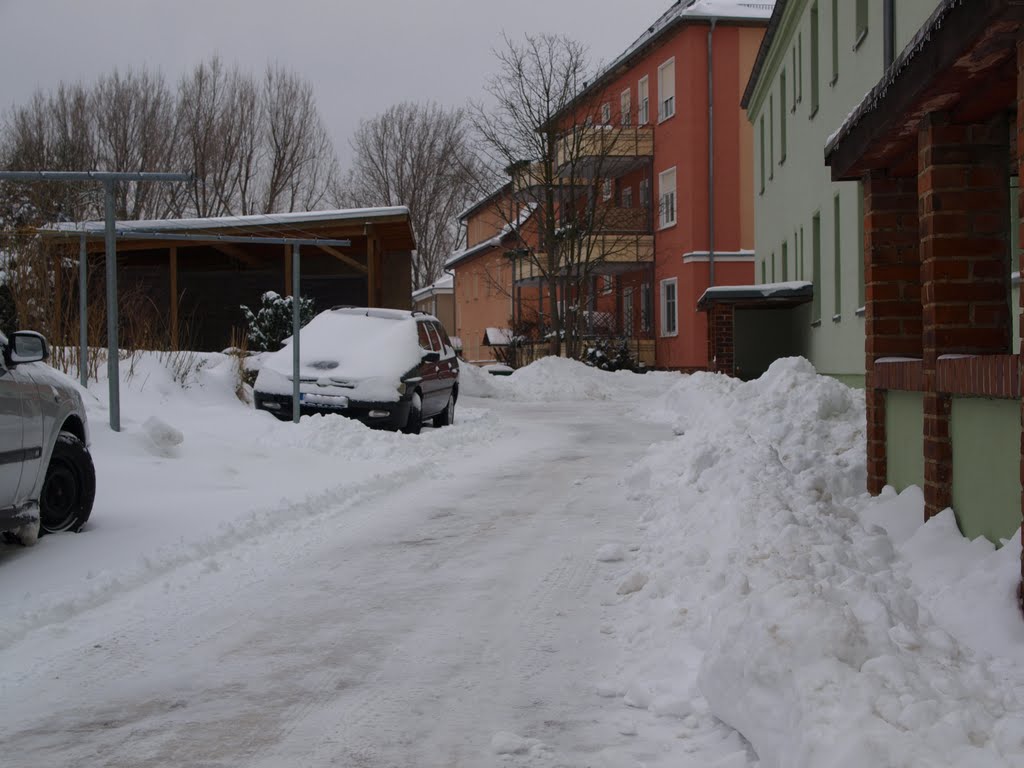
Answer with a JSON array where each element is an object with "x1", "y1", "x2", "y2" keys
[{"x1": 697, "y1": 280, "x2": 812, "y2": 310}]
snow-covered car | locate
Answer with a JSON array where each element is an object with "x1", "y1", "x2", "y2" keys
[
  {"x1": 253, "y1": 308, "x2": 459, "y2": 434},
  {"x1": 0, "y1": 330, "x2": 96, "y2": 544}
]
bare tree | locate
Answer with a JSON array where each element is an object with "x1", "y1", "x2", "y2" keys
[
  {"x1": 340, "y1": 102, "x2": 479, "y2": 290},
  {"x1": 471, "y1": 34, "x2": 650, "y2": 358}
]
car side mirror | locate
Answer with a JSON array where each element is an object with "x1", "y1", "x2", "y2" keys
[
  {"x1": 422, "y1": 351, "x2": 441, "y2": 364},
  {"x1": 7, "y1": 331, "x2": 49, "y2": 366}
]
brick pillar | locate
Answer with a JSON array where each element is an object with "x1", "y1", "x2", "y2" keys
[
  {"x1": 708, "y1": 303, "x2": 735, "y2": 375},
  {"x1": 919, "y1": 111, "x2": 1012, "y2": 519},
  {"x1": 862, "y1": 171, "x2": 922, "y2": 494}
]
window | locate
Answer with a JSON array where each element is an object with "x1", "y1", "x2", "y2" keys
[
  {"x1": 855, "y1": 0, "x2": 869, "y2": 48},
  {"x1": 769, "y1": 95, "x2": 775, "y2": 179},
  {"x1": 621, "y1": 185, "x2": 633, "y2": 209},
  {"x1": 641, "y1": 282, "x2": 652, "y2": 332},
  {"x1": 601, "y1": 102, "x2": 612, "y2": 125},
  {"x1": 417, "y1": 322, "x2": 433, "y2": 350},
  {"x1": 601, "y1": 274, "x2": 615, "y2": 295},
  {"x1": 798, "y1": 32, "x2": 803, "y2": 102},
  {"x1": 620, "y1": 89, "x2": 632, "y2": 126},
  {"x1": 660, "y1": 278, "x2": 678, "y2": 337},
  {"x1": 857, "y1": 181, "x2": 865, "y2": 309},
  {"x1": 426, "y1": 323, "x2": 444, "y2": 352},
  {"x1": 624, "y1": 288, "x2": 634, "y2": 336},
  {"x1": 759, "y1": 116, "x2": 765, "y2": 193},
  {"x1": 812, "y1": 212, "x2": 822, "y2": 323},
  {"x1": 799, "y1": 226, "x2": 805, "y2": 280},
  {"x1": 780, "y1": 71, "x2": 787, "y2": 162},
  {"x1": 833, "y1": 194, "x2": 842, "y2": 319},
  {"x1": 771, "y1": 251, "x2": 776, "y2": 282},
  {"x1": 761, "y1": 259, "x2": 766, "y2": 284},
  {"x1": 658, "y1": 167, "x2": 676, "y2": 228},
  {"x1": 602, "y1": 178, "x2": 613, "y2": 201},
  {"x1": 791, "y1": 47, "x2": 798, "y2": 108},
  {"x1": 782, "y1": 240, "x2": 789, "y2": 281},
  {"x1": 657, "y1": 58, "x2": 675, "y2": 121},
  {"x1": 640, "y1": 178, "x2": 650, "y2": 211},
  {"x1": 638, "y1": 75, "x2": 650, "y2": 125},
  {"x1": 831, "y1": 0, "x2": 839, "y2": 84},
  {"x1": 810, "y1": 3, "x2": 820, "y2": 115}
]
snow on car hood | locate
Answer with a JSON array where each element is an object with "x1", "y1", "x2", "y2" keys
[{"x1": 256, "y1": 310, "x2": 423, "y2": 402}]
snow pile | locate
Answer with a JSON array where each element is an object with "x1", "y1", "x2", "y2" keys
[
  {"x1": 498, "y1": 356, "x2": 678, "y2": 403},
  {"x1": 456, "y1": 358, "x2": 501, "y2": 398},
  {"x1": 616, "y1": 357, "x2": 1024, "y2": 767}
]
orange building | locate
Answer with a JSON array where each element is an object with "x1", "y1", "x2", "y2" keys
[
  {"x1": 548, "y1": 1, "x2": 771, "y2": 370},
  {"x1": 447, "y1": 186, "x2": 542, "y2": 364}
]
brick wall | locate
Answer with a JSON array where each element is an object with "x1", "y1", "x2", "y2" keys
[{"x1": 708, "y1": 304, "x2": 735, "y2": 375}]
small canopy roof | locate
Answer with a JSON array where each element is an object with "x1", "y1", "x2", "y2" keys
[{"x1": 697, "y1": 280, "x2": 813, "y2": 311}]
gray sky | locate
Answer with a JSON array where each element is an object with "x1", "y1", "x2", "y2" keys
[{"x1": 0, "y1": 0, "x2": 670, "y2": 168}]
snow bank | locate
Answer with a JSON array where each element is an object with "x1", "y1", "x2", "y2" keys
[
  {"x1": 497, "y1": 356, "x2": 680, "y2": 403},
  {"x1": 617, "y1": 357, "x2": 1024, "y2": 767}
]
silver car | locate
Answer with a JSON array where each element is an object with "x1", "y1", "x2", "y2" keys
[{"x1": 0, "y1": 331, "x2": 95, "y2": 545}]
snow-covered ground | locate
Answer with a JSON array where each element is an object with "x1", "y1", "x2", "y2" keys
[{"x1": 1, "y1": 353, "x2": 1022, "y2": 766}]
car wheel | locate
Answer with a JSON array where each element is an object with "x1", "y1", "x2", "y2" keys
[
  {"x1": 433, "y1": 392, "x2": 455, "y2": 428},
  {"x1": 39, "y1": 432, "x2": 96, "y2": 535},
  {"x1": 401, "y1": 392, "x2": 422, "y2": 435}
]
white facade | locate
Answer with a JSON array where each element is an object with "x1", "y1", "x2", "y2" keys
[{"x1": 746, "y1": 0, "x2": 939, "y2": 384}]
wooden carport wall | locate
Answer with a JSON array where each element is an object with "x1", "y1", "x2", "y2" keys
[{"x1": 45, "y1": 217, "x2": 402, "y2": 350}]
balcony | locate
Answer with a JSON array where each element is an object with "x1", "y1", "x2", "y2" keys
[
  {"x1": 512, "y1": 231, "x2": 653, "y2": 283},
  {"x1": 556, "y1": 125, "x2": 654, "y2": 178}
]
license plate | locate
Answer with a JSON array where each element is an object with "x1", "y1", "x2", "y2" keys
[{"x1": 300, "y1": 392, "x2": 349, "y2": 408}]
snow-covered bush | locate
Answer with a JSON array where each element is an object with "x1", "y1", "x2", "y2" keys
[{"x1": 240, "y1": 291, "x2": 316, "y2": 352}]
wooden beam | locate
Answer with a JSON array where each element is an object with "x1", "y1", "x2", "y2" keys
[
  {"x1": 319, "y1": 244, "x2": 368, "y2": 273},
  {"x1": 283, "y1": 244, "x2": 292, "y2": 296},
  {"x1": 365, "y1": 224, "x2": 379, "y2": 308},
  {"x1": 169, "y1": 246, "x2": 179, "y2": 351}
]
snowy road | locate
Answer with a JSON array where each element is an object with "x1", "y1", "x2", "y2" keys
[{"x1": 1, "y1": 395, "x2": 731, "y2": 767}]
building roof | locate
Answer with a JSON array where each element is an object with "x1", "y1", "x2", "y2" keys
[
  {"x1": 740, "y1": 0, "x2": 789, "y2": 109},
  {"x1": 411, "y1": 273, "x2": 454, "y2": 302},
  {"x1": 548, "y1": 0, "x2": 775, "y2": 127},
  {"x1": 444, "y1": 204, "x2": 537, "y2": 270},
  {"x1": 43, "y1": 206, "x2": 411, "y2": 235},
  {"x1": 697, "y1": 280, "x2": 812, "y2": 310},
  {"x1": 457, "y1": 183, "x2": 511, "y2": 223},
  {"x1": 824, "y1": 0, "x2": 1014, "y2": 181}
]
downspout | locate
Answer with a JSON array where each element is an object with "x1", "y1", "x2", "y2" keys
[{"x1": 707, "y1": 18, "x2": 717, "y2": 287}]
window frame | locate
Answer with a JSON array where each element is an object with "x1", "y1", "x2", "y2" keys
[
  {"x1": 810, "y1": 2, "x2": 820, "y2": 116},
  {"x1": 658, "y1": 167, "x2": 677, "y2": 229},
  {"x1": 657, "y1": 58, "x2": 676, "y2": 122},
  {"x1": 854, "y1": 0, "x2": 869, "y2": 50},
  {"x1": 601, "y1": 102, "x2": 612, "y2": 125},
  {"x1": 638, "y1": 75, "x2": 650, "y2": 125},
  {"x1": 620, "y1": 88, "x2": 632, "y2": 126},
  {"x1": 659, "y1": 277, "x2": 678, "y2": 338}
]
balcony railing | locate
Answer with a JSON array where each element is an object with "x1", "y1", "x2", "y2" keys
[
  {"x1": 512, "y1": 232, "x2": 653, "y2": 282},
  {"x1": 556, "y1": 125, "x2": 654, "y2": 170}
]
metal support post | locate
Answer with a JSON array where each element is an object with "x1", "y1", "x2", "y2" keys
[
  {"x1": 292, "y1": 244, "x2": 301, "y2": 424},
  {"x1": 103, "y1": 182, "x2": 120, "y2": 432},
  {"x1": 78, "y1": 234, "x2": 88, "y2": 387}
]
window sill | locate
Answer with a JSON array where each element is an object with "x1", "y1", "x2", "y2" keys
[
  {"x1": 855, "y1": 306, "x2": 866, "y2": 318},
  {"x1": 829, "y1": 74, "x2": 839, "y2": 88},
  {"x1": 811, "y1": 319, "x2": 822, "y2": 328},
  {"x1": 832, "y1": 313, "x2": 841, "y2": 323},
  {"x1": 660, "y1": 331, "x2": 679, "y2": 339},
  {"x1": 809, "y1": 105, "x2": 819, "y2": 120},
  {"x1": 658, "y1": 221, "x2": 677, "y2": 231},
  {"x1": 657, "y1": 113, "x2": 675, "y2": 125},
  {"x1": 853, "y1": 29, "x2": 868, "y2": 51}
]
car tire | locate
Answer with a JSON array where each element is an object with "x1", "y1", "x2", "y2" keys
[
  {"x1": 401, "y1": 392, "x2": 423, "y2": 435},
  {"x1": 39, "y1": 432, "x2": 96, "y2": 535},
  {"x1": 433, "y1": 392, "x2": 455, "y2": 428}
]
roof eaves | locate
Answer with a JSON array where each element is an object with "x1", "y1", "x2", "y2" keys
[{"x1": 740, "y1": 0, "x2": 789, "y2": 110}]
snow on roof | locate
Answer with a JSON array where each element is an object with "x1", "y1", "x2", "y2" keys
[
  {"x1": 697, "y1": 280, "x2": 812, "y2": 308},
  {"x1": 411, "y1": 273, "x2": 454, "y2": 301},
  {"x1": 445, "y1": 204, "x2": 537, "y2": 269},
  {"x1": 41, "y1": 206, "x2": 411, "y2": 235},
  {"x1": 457, "y1": 183, "x2": 511, "y2": 222},
  {"x1": 558, "y1": 0, "x2": 774, "y2": 122},
  {"x1": 483, "y1": 327, "x2": 513, "y2": 347}
]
